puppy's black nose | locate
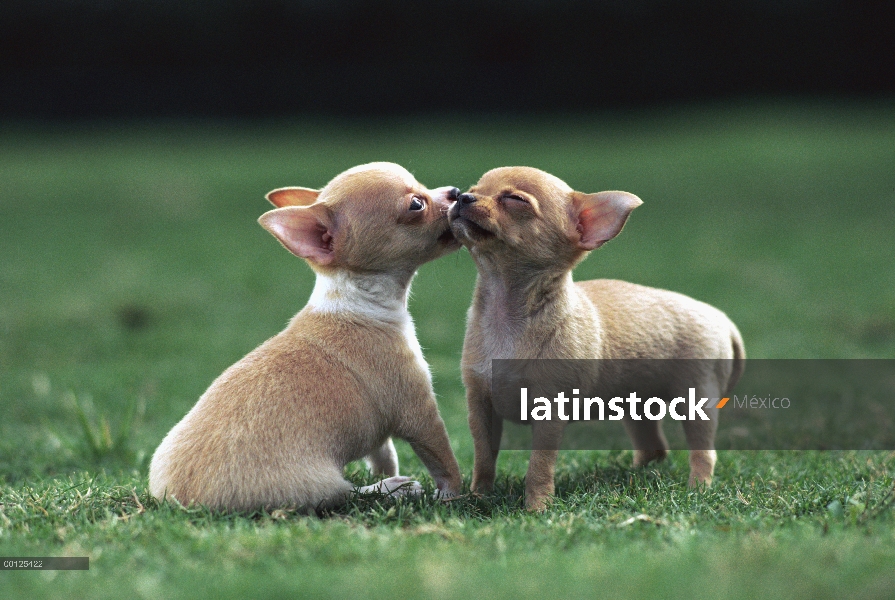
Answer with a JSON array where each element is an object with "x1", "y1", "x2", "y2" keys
[
  {"x1": 447, "y1": 187, "x2": 460, "y2": 200},
  {"x1": 458, "y1": 193, "x2": 476, "y2": 205}
]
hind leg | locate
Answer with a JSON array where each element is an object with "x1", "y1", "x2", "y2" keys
[
  {"x1": 364, "y1": 438, "x2": 399, "y2": 477},
  {"x1": 623, "y1": 418, "x2": 669, "y2": 467},
  {"x1": 682, "y1": 383, "x2": 721, "y2": 486}
]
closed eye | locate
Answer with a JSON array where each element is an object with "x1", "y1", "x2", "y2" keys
[
  {"x1": 409, "y1": 196, "x2": 426, "y2": 211},
  {"x1": 504, "y1": 194, "x2": 528, "y2": 203}
]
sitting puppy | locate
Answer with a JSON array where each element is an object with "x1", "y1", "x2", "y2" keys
[
  {"x1": 149, "y1": 162, "x2": 464, "y2": 512},
  {"x1": 449, "y1": 166, "x2": 745, "y2": 511}
]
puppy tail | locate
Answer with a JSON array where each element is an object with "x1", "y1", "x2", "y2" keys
[{"x1": 725, "y1": 324, "x2": 746, "y2": 396}]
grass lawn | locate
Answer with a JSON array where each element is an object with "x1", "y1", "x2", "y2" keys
[{"x1": 1, "y1": 100, "x2": 894, "y2": 598}]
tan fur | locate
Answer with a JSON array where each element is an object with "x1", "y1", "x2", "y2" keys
[
  {"x1": 149, "y1": 162, "x2": 463, "y2": 512},
  {"x1": 449, "y1": 166, "x2": 745, "y2": 511}
]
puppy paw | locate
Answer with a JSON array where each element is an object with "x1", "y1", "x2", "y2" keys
[
  {"x1": 633, "y1": 448, "x2": 668, "y2": 467},
  {"x1": 470, "y1": 477, "x2": 496, "y2": 494},
  {"x1": 687, "y1": 473, "x2": 713, "y2": 488},
  {"x1": 524, "y1": 495, "x2": 550, "y2": 512},
  {"x1": 687, "y1": 450, "x2": 716, "y2": 488},
  {"x1": 359, "y1": 476, "x2": 423, "y2": 498}
]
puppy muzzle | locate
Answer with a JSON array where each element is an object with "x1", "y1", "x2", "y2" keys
[{"x1": 448, "y1": 194, "x2": 475, "y2": 221}]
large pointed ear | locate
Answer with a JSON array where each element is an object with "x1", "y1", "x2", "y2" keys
[
  {"x1": 258, "y1": 204, "x2": 336, "y2": 265},
  {"x1": 265, "y1": 187, "x2": 321, "y2": 208},
  {"x1": 572, "y1": 191, "x2": 642, "y2": 250}
]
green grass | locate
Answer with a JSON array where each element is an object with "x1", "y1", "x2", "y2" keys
[{"x1": 1, "y1": 100, "x2": 894, "y2": 598}]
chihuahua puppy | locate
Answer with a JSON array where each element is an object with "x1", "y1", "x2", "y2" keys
[
  {"x1": 149, "y1": 162, "x2": 464, "y2": 512},
  {"x1": 449, "y1": 166, "x2": 745, "y2": 511}
]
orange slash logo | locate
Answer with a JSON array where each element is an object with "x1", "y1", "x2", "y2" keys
[{"x1": 707, "y1": 397, "x2": 729, "y2": 409}]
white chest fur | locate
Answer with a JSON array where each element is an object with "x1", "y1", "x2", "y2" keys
[{"x1": 307, "y1": 271, "x2": 432, "y2": 381}]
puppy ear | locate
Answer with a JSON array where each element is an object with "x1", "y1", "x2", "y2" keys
[
  {"x1": 572, "y1": 191, "x2": 642, "y2": 250},
  {"x1": 265, "y1": 187, "x2": 321, "y2": 208},
  {"x1": 258, "y1": 204, "x2": 336, "y2": 265}
]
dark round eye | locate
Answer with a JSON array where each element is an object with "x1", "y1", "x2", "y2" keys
[{"x1": 409, "y1": 196, "x2": 426, "y2": 211}]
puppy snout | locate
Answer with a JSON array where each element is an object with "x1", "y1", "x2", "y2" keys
[
  {"x1": 447, "y1": 187, "x2": 460, "y2": 200},
  {"x1": 458, "y1": 193, "x2": 476, "y2": 205}
]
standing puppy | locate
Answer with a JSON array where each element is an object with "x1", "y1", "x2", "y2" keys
[
  {"x1": 149, "y1": 162, "x2": 464, "y2": 512},
  {"x1": 449, "y1": 166, "x2": 744, "y2": 511}
]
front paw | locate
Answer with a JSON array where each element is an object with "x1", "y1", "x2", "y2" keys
[
  {"x1": 524, "y1": 493, "x2": 551, "y2": 512},
  {"x1": 470, "y1": 474, "x2": 495, "y2": 494}
]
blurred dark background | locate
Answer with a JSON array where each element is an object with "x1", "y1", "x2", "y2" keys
[{"x1": 2, "y1": 0, "x2": 893, "y2": 119}]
